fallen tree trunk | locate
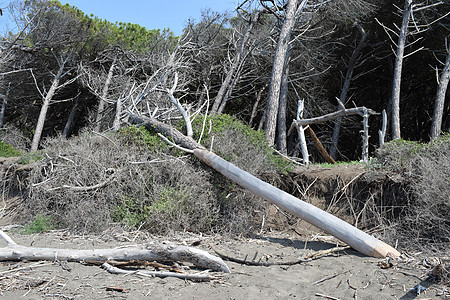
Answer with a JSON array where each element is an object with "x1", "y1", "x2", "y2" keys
[
  {"x1": 130, "y1": 115, "x2": 400, "y2": 258},
  {"x1": 305, "y1": 126, "x2": 336, "y2": 164},
  {"x1": 0, "y1": 230, "x2": 230, "y2": 273},
  {"x1": 194, "y1": 149, "x2": 399, "y2": 258}
]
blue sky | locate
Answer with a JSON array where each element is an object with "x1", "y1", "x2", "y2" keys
[
  {"x1": 64, "y1": 0, "x2": 238, "y2": 35},
  {"x1": 1, "y1": 0, "x2": 237, "y2": 36}
]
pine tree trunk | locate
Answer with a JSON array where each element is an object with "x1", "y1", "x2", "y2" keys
[
  {"x1": 265, "y1": 0, "x2": 305, "y2": 145},
  {"x1": 276, "y1": 58, "x2": 290, "y2": 153},
  {"x1": 211, "y1": 12, "x2": 260, "y2": 114},
  {"x1": 62, "y1": 95, "x2": 80, "y2": 138},
  {"x1": 330, "y1": 24, "x2": 367, "y2": 159},
  {"x1": 430, "y1": 50, "x2": 450, "y2": 140},
  {"x1": 391, "y1": 0, "x2": 412, "y2": 140},
  {"x1": 94, "y1": 59, "x2": 116, "y2": 132},
  {"x1": 0, "y1": 88, "x2": 9, "y2": 128},
  {"x1": 30, "y1": 64, "x2": 65, "y2": 151}
]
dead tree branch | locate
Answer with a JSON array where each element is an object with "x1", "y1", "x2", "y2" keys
[{"x1": 0, "y1": 230, "x2": 230, "y2": 273}]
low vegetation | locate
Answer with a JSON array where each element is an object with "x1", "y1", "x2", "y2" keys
[
  {"x1": 21, "y1": 214, "x2": 55, "y2": 234},
  {"x1": 13, "y1": 115, "x2": 291, "y2": 235},
  {"x1": 0, "y1": 141, "x2": 21, "y2": 157},
  {"x1": 1, "y1": 115, "x2": 448, "y2": 252},
  {"x1": 375, "y1": 134, "x2": 450, "y2": 250}
]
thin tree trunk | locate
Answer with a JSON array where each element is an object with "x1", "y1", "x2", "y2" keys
[
  {"x1": 258, "y1": 113, "x2": 265, "y2": 131},
  {"x1": 361, "y1": 108, "x2": 370, "y2": 163},
  {"x1": 95, "y1": 58, "x2": 116, "y2": 132},
  {"x1": 0, "y1": 87, "x2": 9, "y2": 128},
  {"x1": 249, "y1": 83, "x2": 268, "y2": 127},
  {"x1": 211, "y1": 11, "x2": 260, "y2": 114},
  {"x1": 378, "y1": 109, "x2": 387, "y2": 147},
  {"x1": 295, "y1": 99, "x2": 309, "y2": 165},
  {"x1": 305, "y1": 126, "x2": 336, "y2": 164},
  {"x1": 276, "y1": 57, "x2": 290, "y2": 153},
  {"x1": 217, "y1": 57, "x2": 246, "y2": 114},
  {"x1": 30, "y1": 63, "x2": 65, "y2": 151},
  {"x1": 430, "y1": 50, "x2": 450, "y2": 141},
  {"x1": 330, "y1": 24, "x2": 367, "y2": 158},
  {"x1": 391, "y1": 0, "x2": 412, "y2": 140},
  {"x1": 265, "y1": 0, "x2": 306, "y2": 145},
  {"x1": 62, "y1": 95, "x2": 80, "y2": 138}
]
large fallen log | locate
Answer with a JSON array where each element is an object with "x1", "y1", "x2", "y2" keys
[
  {"x1": 130, "y1": 115, "x2": 400, "y2": 258},
  {"x1": 194, "y1": 149, "x2": 399, "y2": 258},
  {"x1": 0, "y1": 230, "x2": 230, "y2": 273}
]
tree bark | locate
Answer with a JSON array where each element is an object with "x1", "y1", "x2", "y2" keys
[
  {"x1": 276, "y1": 57, "x2": 290, "y2": 153},
  {"x1": 0, "y1": 88, "x2": 8, "y2": 129},
  {"x1": 430, "y1": 50, "x2": 450, "y2": 141},
  {"x1": 94, "y1": 58, "x2": 116, "y2": 132},
  {"x1": 30, "y1": 62, "x2": 65, "y2": 151},
  {"x1": 265, "y1": 0, "x2": 306, "y2": 145},
  {"x1": 305, "y1": 126, "x2": 336, "y2": 164},
  {"x1": 330, "y1": 24, "x2": 367, "y2": 158},
  {"x1": 0, "y1": 231, "x2": 229, "y2": 273},
  {"x1": 390, "y1": 0, "x2": 412, "y2": 140}
]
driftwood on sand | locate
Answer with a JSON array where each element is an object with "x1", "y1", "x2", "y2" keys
[
  {"x1": 130, "y1": 114, "x2": 400, "y2": 259},
  {"x1": 0, "y1": 230, "x2": 230, "y2": 279}
]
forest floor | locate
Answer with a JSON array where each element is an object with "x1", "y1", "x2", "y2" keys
[{"x1": 0, "y1": 165, "x2": 448, "y2": 299}]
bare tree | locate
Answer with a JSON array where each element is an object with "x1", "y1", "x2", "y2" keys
[
  {"x1": 377, "y1": 0, "x2": 448, "y2": 140},
  {"x1": 389, "y1": 0, "x2": 412, "y2": 140},
  {"x1": 30, "y1": 53, "x2": 79, "y2": 151},
  {"x1": 329, "y1": 23, "x2": 367, "y2": 159},
  {"x1": 94, "y1": 58, "x2": 116, "y2": 132},
  {"x1": 430, "y1": 39, "x2": 450, "y2": 140},
  {"x1": 210, "y1": 9, "x2": 262, "y2": 114},
  {"x1": 265, "y1": 0, "x2": 307, "y2": 145}
]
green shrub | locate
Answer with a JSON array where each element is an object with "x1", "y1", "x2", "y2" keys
[
  {"x1": 22, "y1": 214, "x2": 54, "y2": 234},
  {"x1": 190, "y1": 114, "x2": 293, "y2": 174},
  {"x1": 111, "y1": 196, "x2": 151, "y2": 228},
  {"x1": 118, "y1": 125, "x2": 183, "y2": 156},
  {"x1": 0, "y1": 141, "x2": 21, "y2": 157},
  {"x1": 17, "y1": 151, "x2": 43, "y2": 164}
]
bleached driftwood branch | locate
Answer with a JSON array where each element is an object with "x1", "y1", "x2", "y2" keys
[
  {"x1": 378, "y1": 109, "x2": 387, "y2": 147},
  {"x1": 0, "y1": 230, "x2": 229, "y2": 273},
  {"x1": 288, "y1": 106, "x2": 378, "y2": 134},
  {"x1": 295, "y1": 99, "x2": 309, "y2": 165}
]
